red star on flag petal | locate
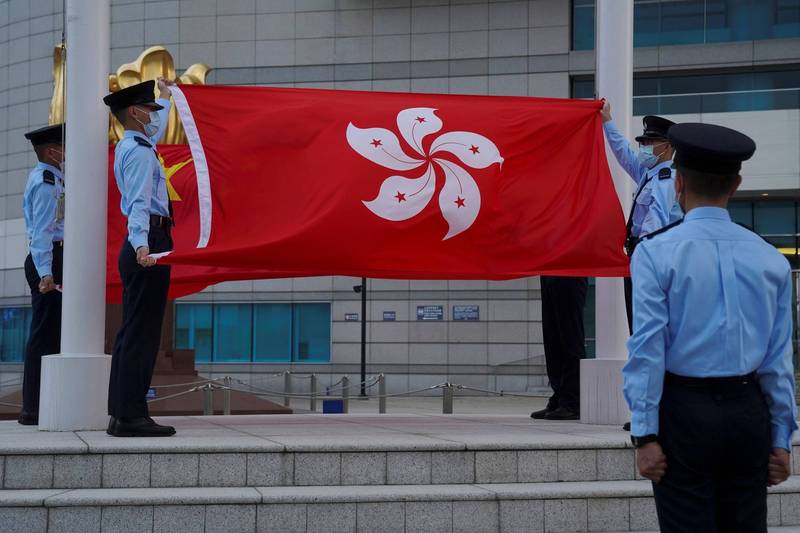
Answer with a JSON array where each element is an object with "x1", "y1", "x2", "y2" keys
[
  {"x1": 371, "y1": 139, "x2": 382, "y2": 147},
  {"x1": 455, "y1": 196, "x2": 466, "y2": 208},
  {"x1": 416, "y1": 117, "x2": 426, "y2": 123},
  {"x1": 395, "y1": 191, "x2": 407, "y2": 202},
  {"x1": 469, "y1": 145, "x2": 480, "y2": 154}
]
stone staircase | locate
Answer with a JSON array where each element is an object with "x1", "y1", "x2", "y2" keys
[{"x1": 0, "y1": 414, "x2": 798, "y2": 532}]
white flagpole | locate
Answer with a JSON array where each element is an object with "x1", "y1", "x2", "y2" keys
[
  {"x1": 38, "y1": 0, "x2": 112, "y2": 431},
  {"x1": 580, "y1": 0, "x2": 634, "y2": 425}
]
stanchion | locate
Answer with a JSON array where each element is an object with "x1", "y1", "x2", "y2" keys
[
  {"x1": 283, "y1": 371, "x2": 292, "y2": 408},
  {"x1": 342, "y1": 376, "x2": 350, "y2": 414},
  {"x1": 223, "y1": 377, "x2": 231, "y2": 416},
  {"x1": 442, "y1": 383, "x2": 453, "y2": 414},
  {"x1": 203, "y1": 384, "x2": 213, "y2": 416},
  {"x1": 310, "y1": 374, "x2": 317, "y2": 412},
  {"x1": 378, "y1": 374, "x2": 386, "y2": 414}
]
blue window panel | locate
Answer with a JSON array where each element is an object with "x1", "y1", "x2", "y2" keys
[
  {"x1": 755, "y1": 200, "x2": 795, "y2": 236},
  {"x1": 0, "y1": 308, "x2": 32, "y2": 363},
  {"x1": 728, "y1": 201, "x2": 754, "y2": 228},
  {"x1": 176, "y1": 304, "x2": 212, "y2": 363},
  {"x1": 253, "y1": 303, "x2": 292, "y2": 362},
  {"x1": 573, "y1": 0, "x2": 800, "y2": 50},
  {"x1": 212, "y1": 304, "x2": 252, "y2": 363},
  {"x1": 292, "y1": 303, "x2": 331, "y2": 363},
  {"x1": 572, "y1": 0, "x2": 595, "y2": 50}
]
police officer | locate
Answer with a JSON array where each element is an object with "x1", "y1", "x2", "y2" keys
[
  {"x1": 624, "y1": 122, "x2": 797, "y2": 532},
  {"x1": 531, "y1": 276, "x2": 587, "y2": 421},
  {"x1": 600, "y1": 102, "x2": 683, "y2": 331},
  {"x1": 103, "y1": 79, "x2": 176, "y2": 437},
  {"x1": 18, "y1": 125, "x2": 65, "y2": 425}
]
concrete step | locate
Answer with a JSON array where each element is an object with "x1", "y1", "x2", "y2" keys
[
  {"x1": 1, "y1": 478, "x2": 799, "y2": 532},
  {"x1": 1, "y1": 416, "x2": 798, "y2": 490}
]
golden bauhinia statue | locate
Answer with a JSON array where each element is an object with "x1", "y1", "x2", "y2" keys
[{"x1": 49, "y1": 45, "x2": 211, "y2": 144}]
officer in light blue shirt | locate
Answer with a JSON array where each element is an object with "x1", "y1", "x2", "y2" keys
[
  {"x1": 624, "y1": 122, "x2": 797, "y2": 533},
  {"x1": 600, "y1": 102, "x2": 684, "y2": 332},
  {"x1": 103, "y1": 79, "x2": 177, "y2": 438},
  {"x1": 19, "y1": 124, "x2": 65, "y2": 425}
]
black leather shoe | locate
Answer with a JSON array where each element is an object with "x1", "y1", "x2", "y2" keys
[
  {"x1": 544, "y1": 407, "x2": 580, "y2": 421},
  {"x1": 17, "y1": 412, "x2": 38, "y2": 426},
  {"x1": 106, "y1": 416, "x2": 117, "y2": 435},
  {"x1": 622, "y1": 422, "x2": 631, "y2": 432},
  {"x1": 110, "y1": 417, "x2": 176, "y2": 437},
  {"x1": 146, "y1": 417, "x2": 176, "y2": 435},
  {"x1": 530, "y1": 407, "x2": 554, "y2": 420}
]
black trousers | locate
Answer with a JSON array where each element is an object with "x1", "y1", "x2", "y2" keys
[
  {"x1": 22, "y1": 245, "x2": 63, "y2": 415},
  {"x1": 540, "y1": 276, "x2": 588, "y2": 412},
  {"x1": 108, "y1": 226, "x2": 172, "y2": 419},
  {"x1": 653, "y1": 374, "x2": 771, "y2": 533}
]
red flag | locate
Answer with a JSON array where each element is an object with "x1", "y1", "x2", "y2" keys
[{"x1": 107, "y1": 85, "x2": 628, "y2": 301}]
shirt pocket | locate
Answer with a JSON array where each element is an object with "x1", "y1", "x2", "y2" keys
[{"x1": 635, "y1": 186, "x2": 654, "y2": 207}]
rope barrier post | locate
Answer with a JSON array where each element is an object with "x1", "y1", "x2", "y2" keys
[
  {"x1": 310, "y1": 374, "x2": 317, "y2": 412},
  {"x1": 378, "y1": 373, "x2": 386, "y2": 414},
  {"x1": 442, "y1": 383, "x2": 454, "y2": 414},
  {"x1": 203, "y1": 384, "x2": 213, "y2": 416},
  {"x1": 223, "y1": 377, "x2": 231, "y2": 416},
  {"x1": 283, "y1": 370, "x2": 292, "y2": 408},
  {"x1": 342, "y1": 376, "x2": 350, "y2": 414}
]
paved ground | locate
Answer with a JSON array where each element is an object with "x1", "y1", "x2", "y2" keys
[{"x1": 289, "y1": 394, "x2": 549, "y2": 415}]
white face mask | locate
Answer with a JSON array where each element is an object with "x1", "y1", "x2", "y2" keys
[{"x1": 134, "y1": 107, "x2": 161, "y2": 138}]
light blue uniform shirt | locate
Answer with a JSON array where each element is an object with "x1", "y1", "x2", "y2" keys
[
  {"x1": 603, "y1": 120, "x2": 684, "y2": 237},
  {"x1": 23, "y1": 162, "x2": 64, "y2": 278},
  {"x1": 113, "y1": 98, "x2": 171, "y2": 250},
  {"x1": 624, "y1": 207, "x2": 798, "y2": 450}
]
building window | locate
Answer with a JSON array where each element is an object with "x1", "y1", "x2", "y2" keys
[
  {"x1": 572, "y1": 0, "x2": 800, "y2": 50},
  {"x1": 571, "y1": 67, "x2": 800, "y2": 115},
  {"x1": 0, "y1": 307, "x2": 32, "y2": 363},
  {"x1": 175, "y1": 302, "x2": 331, "y2": 363},
  {"x1": 730, "y1": 199, "x2": 800, "y2": 267}
]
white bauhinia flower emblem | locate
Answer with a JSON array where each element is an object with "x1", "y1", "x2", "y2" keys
[{"x1": 347, "y1": 108, "x2": 503, "y2": 240}]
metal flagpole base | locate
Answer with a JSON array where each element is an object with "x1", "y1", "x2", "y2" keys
[
  {"x1": 38, "y1": 354, "x2": 112, "y2": 431},
  {"x1": 580, "y1": 358, "x2": 630, "y2": 425}
]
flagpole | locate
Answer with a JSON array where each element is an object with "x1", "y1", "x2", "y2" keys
[
  {"x1": 580, "y1": 0, "x2": 634, "y2": 425},
  {"x1": 38, "y1": 0, "x2": 112, "y2": 431}
]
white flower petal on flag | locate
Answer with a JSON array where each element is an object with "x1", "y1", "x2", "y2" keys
[
  {"x1": 430, "y1": 131, "x2": 503, "y2": 169},
  {"x1": 397, "y1": 108, "x2": 443, "y2": 157},
  {"x1": 346, "y1": 123, "x2": 425, "y2": 171},
  {"x1": 363, "y1": 163, "x2": 436, "y2": 222},
  {"x1": 434, "y1": 158, "x2": 481, "y2": 240}
]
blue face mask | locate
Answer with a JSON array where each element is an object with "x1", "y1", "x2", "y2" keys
[
  {"x1": 637, "y1": 144, "x2": 658, "y2": 168},
  {"x1": 135, "y1": 108, "x2": 161, "y2": 138}
]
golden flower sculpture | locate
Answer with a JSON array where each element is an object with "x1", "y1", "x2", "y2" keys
[{"x1": 49, "y1": 45, "x2": 212, "y2": 144}]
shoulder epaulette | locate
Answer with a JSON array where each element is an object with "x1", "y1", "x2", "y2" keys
[
  {"x1": 134, "y1": 137, "x2": 152, "y2": 148},
  {"x1": 658, "y1": 167, "x2": 672, "y2": 180},
  {"x1": 42, "y1": 170, "x2": 55, "y2": 185},
  {"x1": 735, "y1": 222, "x2": 770, "y2": 244},
  {"x1": 641, "y1": 218, "x2": 683, "y2": 242}
]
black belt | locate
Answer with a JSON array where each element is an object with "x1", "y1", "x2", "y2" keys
[
  {"x1": 664, "y1": 371, "x2": 757, "y2": 391},
  {"x1": 53, "y1": 241, "x2": 63, "y2": 247},
  {"x1": 149, "y1": 215, "x2": 173, "y2": 228}
]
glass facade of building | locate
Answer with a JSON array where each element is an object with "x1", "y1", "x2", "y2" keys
[
  {"x1": 571, "y1": 67, "x2": 800, "y2": 115},
  {"x1": 175, "y1": 302, "x2": 332, "y2": 364},
  {"x1": 573, "y1": 0, "x2": 800, "y2": 51},
  {"x1": 0, "y1": 307, "x2": 31, "y2": 363}
]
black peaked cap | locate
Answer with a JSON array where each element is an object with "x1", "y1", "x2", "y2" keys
[
  {"x1": 635, "y1": 115, "x2": 675, "y2": 142},
  {"x1": 103, "y1": 80, "x2": 164, "y2": 112},
  {"x1": 24, "y1": 123, "x2": 65, "y2": 147},
  {"x1": 668, "y1": 122, "x2": 756, "y2": 174}
]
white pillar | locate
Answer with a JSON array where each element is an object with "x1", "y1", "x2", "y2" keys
[
  {"x1": 39, "y1": 0, "x2": 112, "y2": 431},
  {"x1": 581, "y1": 0, "x2": 634, "y2": 425}
]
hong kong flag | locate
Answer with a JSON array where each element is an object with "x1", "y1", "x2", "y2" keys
[{"x1": 107, "y1": 85, "x2": 628, "y2": 300}]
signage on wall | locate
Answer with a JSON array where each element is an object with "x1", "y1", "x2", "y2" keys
[
  {"x1": 344, "y1": 313, "x2": 359, "y2": 321},
  {"x1": 416, "y1": 305, "x2": 444, "y2": 321},
  {"x1": 383, "y1": 311, "x2": 397, "y2": 321},
  {"x1": 453, "y1": 305, "x2": 479, "y2": 321}
]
